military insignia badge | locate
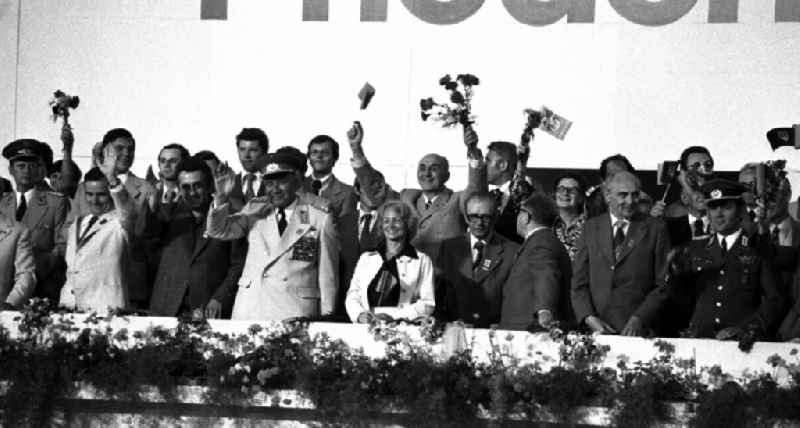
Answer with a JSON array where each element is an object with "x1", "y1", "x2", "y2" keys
[
  {"x1": 710, "y1": 189, "x2": 722, "y2": 199},
  {"x1": 291, "y1": 236, "x2": 318, "y2": 262}
]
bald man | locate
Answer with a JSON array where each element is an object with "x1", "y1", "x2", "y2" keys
[
  {"x1": 346, "y1": 122, "x2": 484, "y2": 262},
  {"x1": 571, "y1": 171, "x2": 671, "y2": 336}
]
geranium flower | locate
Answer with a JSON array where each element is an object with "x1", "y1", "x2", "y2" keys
[
  {"x1": 420, "y1": 97, "x2": 435, "y2": 111},
  {"x1": 439, "y1": 75, "x2": 452, "y2": 85}
]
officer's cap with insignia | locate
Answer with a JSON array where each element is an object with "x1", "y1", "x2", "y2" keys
[
  {"x1": 2, "y1": 139, "x2": 44, "y2": 163},
  {"x1": 701, "y1": 178, "x2": 746, "y2": 207},
  {"x1": 262, "y1": 149, "x2": 307, "y2": 179}
]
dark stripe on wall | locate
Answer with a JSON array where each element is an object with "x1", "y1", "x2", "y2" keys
[{"x1": 201, "y1": 0, "x2": 228, "y2": 20}]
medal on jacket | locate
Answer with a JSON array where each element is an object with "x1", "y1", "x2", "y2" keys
[
  {"x1": 481, "y1": 258, "x2": 492, "y2": 270},
  {"x1": 298, "y1": 208, "x2": 309, "y2": 224}
]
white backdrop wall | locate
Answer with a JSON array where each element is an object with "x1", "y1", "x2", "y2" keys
[{"x1": 1, "y1": 0, "x2": 800, "y2": 193}]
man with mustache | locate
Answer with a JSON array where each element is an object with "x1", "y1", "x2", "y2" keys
[
  {"x1": 67, "y1": 128, "x2": 156, "y2": 309},
  {"x1": 572, "y1": 171, "x2": 671, "y2": 336}
]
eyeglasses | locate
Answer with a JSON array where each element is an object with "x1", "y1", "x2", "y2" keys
[
  {"x1": 466, "y1": 214, "x2": 494, "y2": 223},
  {"x1": 688, "y1": 161, "x2": 714, "y2": 171},
  {"x1": 556, "y1": 186, "x2": 580, "y2": 195},
  {"x1": 381, "y1": 217, "x2": 405, "y2": 226}
]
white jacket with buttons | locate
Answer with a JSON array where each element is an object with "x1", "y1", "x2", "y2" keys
[{"x1": 345, "y1": 249, "x2": 435, "y2": 322}]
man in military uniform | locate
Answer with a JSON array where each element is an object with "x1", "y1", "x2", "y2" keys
[
  {"x1": 670, "y1": 179, "x2": 786, "y2": 340},
  {"x1": 206, "y1": 150, "x2": 338, "y2": 321},
  {"x1": 1, "y1": 139, "x2": 68, "y2": 302}
]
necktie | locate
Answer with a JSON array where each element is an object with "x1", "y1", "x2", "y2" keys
[
  {"x1": 771, "y1": 226, "x2": 781, "y2": 245},
  {"x1": 79, "y1": 215, "x2": 99, "y2": 242},
  {"x1": 276, "y1": 207, "x2": 287, "y2": 236},
  {"x1": 473, "y1": 240, "x2": 485, "y2": 269},
  {"x1": 693, "y1": 218, "x2": 705, "y2": 237},
  {"x1": 720, "y1": 236, "x2": 728, "y2": 255},
  {"x1": 16, "y1": 192, "x2": 26, "y2": 221},
  {"x1": 359, "y1": 213, "x2": 373, "y2": 249},
  {"x1": 311, "y1": 179, "x2": 322, "y2": 196},
  {"x1": 613, "y1": 220, "x2": 627, "y2": 249},
  {"x1": 491, "y1": 189, "x2": 504, "y2": 211},
  {"x1": 424, "y1": 199, "x2": 432, "y2": 211},
  {"x1": 244, "y1": 173, "x2": 256, "y2": 201}
]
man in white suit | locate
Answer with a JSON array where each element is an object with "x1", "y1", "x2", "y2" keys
[
  {"x1": 206, "y1": 151, "x2": 338, "y2": 321},
  {"x1": 60, "y1": 146, "x2": 133, "y2": 312},
  {"x1": 0, "y1": 212, "x2": 35, "y2": 309}
]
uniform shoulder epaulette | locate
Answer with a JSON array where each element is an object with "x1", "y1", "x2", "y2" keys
[
  {"x1": 44, "y1": 191, "x2": 66, "y2": 199},
  {"x1": 248, "y1": 196, "x2": 272, "y2": 204}
]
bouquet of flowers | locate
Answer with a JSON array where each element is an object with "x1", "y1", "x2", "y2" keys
[
  {"x1": 757, "y1": 159, "x2": 788, "y2": 206},
  {"x1": 419, "y1": 74, "x2": 480, "y2": 128},
  {"x1": 49, "y1": 90, "x2": 79, "y2": 124}
]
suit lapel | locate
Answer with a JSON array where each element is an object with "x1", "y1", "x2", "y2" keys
[
  {"x1": 190, "y1": 220, "x2": 210, "y2": 262},
  {"x1": 0, "y1": 192, "x2": 15, "y2": 220},
  {"x1": 598, "y1": 214, "x2": 615, "y2": 266},
  {"x1": 456, "y1": 235, "x2": 474, "y2": 280},
  {"x1": 614, "y1": 219, "x2": 645, "y2": 266},
  {"x1": 262, "y1": 201, "x2": 314, "y2": 269},
  {"x1": 77, "y1": 212, "x2": 112, "y2": 250},
  {"x1": 23, "y1": 190, "x2": 49, "y2": 229},
  {"x1": 0, "y1": 220, "x2": 12, "y2": 244}
]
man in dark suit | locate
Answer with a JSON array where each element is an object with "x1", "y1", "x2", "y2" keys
[
  {"x1": 483, "y1": 140, "x2": 523, "y2": 244},
  {"x1": 148, "y1": 157, "x2": 245, "y2": 317},
  {"x1": 346, "y1": 122, "x2": 483, "y2": 262},
  {"x1": 1, "y1": 139, "x2": 68, "y2": 302},
  {"x1": 500, "y1": 192, "x2": 572, "y2": 330},
  {"x1": 436, "y1": 193, "x2": 519, "y2": 328},
  {"x1": 303, "y1": 135, "x2": 359, "y2": 307},
  {"x1": 671, "y1": 179, "x2": 786, "y2": 340},
  {"x1": 572, "y1": 171, "x2": 671, "y2": 336},
  {"x1": 68, "y1": 128, "x2": 156, "y2": 309},
  {"x1": 227, "y1": 128, "x2": 269, "y2": 211}
]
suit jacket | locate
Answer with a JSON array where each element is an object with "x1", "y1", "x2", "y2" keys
[
  {"x1": 0, "y1": 214, "x2": 35, "y2": 307},
  {"x1": 0, "y1": 189, "x2": 68, "y2": 302},
  {"x1": 69, "y1": 172, "x2": 155, "y2": 304},
  {"x1": 494, "y1": 199, "x2": 523, "y2": 244},
  {"x1": 206, "y1": 191, "x2": 339, "y2": 321},
  {"x1": 436, "y1": 233, "x2": 519, "y2": 328},
  {"x1": 60, "y1": 209, "x2": 129, "y2": 312},
  {"x1": 303, "y1": 175, "x2": 359, "y2": 315},
  {"x1": 571, "y1": 214, "x2": 671, "y2": 332},
  {"x1": 345, "y1": 248, "x2": 435, "y2": 322},
  {"x1": 147, "y1": 206, "x2": 245, "y2": 317},
  {"x1": 501, "y1": 228, "x2": 572, "y2": 330},
  {"x1": 676, "y1": 232, "x2": 786, "y2": 338}
]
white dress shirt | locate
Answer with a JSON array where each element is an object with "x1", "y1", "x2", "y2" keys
[
  {"x1": 489, "y1": 180, "x2": 511, "y2": 212},
  {"x1": 716, "y1": 228, "x2": 742, "y2": 250}
]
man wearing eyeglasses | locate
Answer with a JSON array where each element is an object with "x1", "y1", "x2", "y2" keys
[
  {"x1": 435, "y1": 192, "x2": 519, "y2": 328},
  {"x1": 500, "y1": 193, "x2": 572, "y2": 330}
]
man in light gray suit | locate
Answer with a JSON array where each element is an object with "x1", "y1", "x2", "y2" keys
[{"x1": 0, "y1": 212, "x2": 35, "y2": 309}]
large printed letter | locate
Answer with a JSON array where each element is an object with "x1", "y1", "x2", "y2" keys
[
  {"x1": 609, "y1": 0, "x2": 697, "y2": 26},
  {"x1": 708, "y1": 0, "x2": 737, "y2": 23},
  {"x1": 776, "y1": 0, "x2": 800, "y2": 22},
  {"x1": 502, "y1": 0, "x2": 595, "y2": 25},
  {"x1": 400, "y1": 0, "x2": 484, "y2": 25}
]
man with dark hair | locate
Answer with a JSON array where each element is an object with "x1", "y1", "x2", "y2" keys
[
  {"x1": 49, "y1": 159, "x2": 82, "y2": 199},
  {"x1": 207, "y1": 150, "x2": 338, "y2": 320},
  {"x1": 436, "y1": 192, "x2": 520, "y2": 327},
  {"x1": 679, "y1": 146, "x2": 714, "y2": 177},
  {"x1": 347, "y1": 122, "x2": 484, "y2": 262},
  {"x1": 229, "y1": 128, "x2": 270, "y2": 210},
  {"x1": 352, "y1": 169, "x2": 397, "y2": 253},
  {"x1": 60, "y1": 146, "x2": 134, "y2": 312},
  {"x1": 156, "y1": 143, "x2": 191, "y2": 204},
  {"x1": 68, "y1": 127, "x2": 156, "y2": 309},
  {"x1": 194, "y1": 150, "x2": 221, "y2": 173},
  {"x1": 304, "y1": 134, "x2": 358, "y2": 311},
  {"x1": 671, "y1": 179, "x2": 785, "y2": 340},
  {"x1": 1, "y1": 139, "x2": 68, "y2": 303},
  {"x1": 552, "y1": 173, "x2": 587, "y2": 261},
  {"x1": 572, "y1": 171, "x2": 671, "y2": 336},
  {"x1": 483, "y1": 140, "x2": 522, "y2": 243},
  {"x1": 147, "y1": 157, "x2": 245, "y2": 318},
  {"x1": 501, "y1": 192, "x2": 572, "y2": 330},
  {"x1": 586, "y1": 154, "x2": 636, "y2": 218}
]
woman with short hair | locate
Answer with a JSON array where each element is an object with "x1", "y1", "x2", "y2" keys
[{"x1": 346, "y1": 200, "x2": 435, "y2": 323}]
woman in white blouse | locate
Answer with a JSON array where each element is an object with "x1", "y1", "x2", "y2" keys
[{"x1": 345, "y1": 200, "x2": 435, "y2": 323}]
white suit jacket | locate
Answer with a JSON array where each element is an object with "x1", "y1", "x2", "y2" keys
[
  {"x1": 206, "y1": 192, "x2": 339, "y2": 321},
  {"x1": 60, "y1": 210, "x2": 129, "y2": 312},
  {"x1": 345, "y1": 249, "x2": 435, "y2": 322},
  {"x1": 0, "y1": 214, "x2": 35, "y2": 306}
]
